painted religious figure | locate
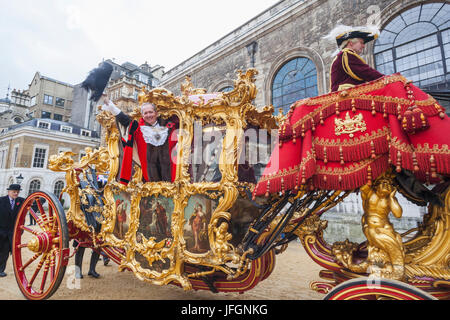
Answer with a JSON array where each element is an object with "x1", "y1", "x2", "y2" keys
[
  {"x1": 189, "y1": 203, "x2": 207, "y2": 252},
  {"x1": 113, "y1": 193, "x2": 131, "y2": 239},
  {"x1": 138, "y1": 196, "x2": 173, "y2": 242},
  {"x1": 184, "y1": 195, "x2": 216, "y2": 253}
]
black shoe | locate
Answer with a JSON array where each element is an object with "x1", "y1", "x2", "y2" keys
[
  {"x1": 0, "y1": 272, "x2": 6, "y2": 277},
  {"x1": 88, "y1": 270, "x2": 100, "y2": 278},
  {"x1": 103, "y1": 257, "x2": 110, "y2": 266}
]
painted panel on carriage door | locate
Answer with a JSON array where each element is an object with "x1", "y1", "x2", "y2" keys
[
  {"x1": 138, "y1": 196, "x2": 174, "y2": 243},
  {"x1": 113, "y1": 192, "x2": 131, "y2": 240},
  {"x1": 184, "y1": 194, "x2": 218, "y2": 254}
]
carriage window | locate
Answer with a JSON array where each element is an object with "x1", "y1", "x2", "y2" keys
[
  {"x1": 190, "y1": 124, "x2": 224, "y2": 183},
  {"x1": 220, "y1": 86, "x2": 233, "y2": 93},
  {"x1": 374, "y1": 3, "x2": 450, "y2": 97},
  {"x1": 271, "y1": 57, "x2": 318, "y2": 114}
]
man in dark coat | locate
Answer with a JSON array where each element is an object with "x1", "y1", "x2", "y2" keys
[
  {"x1": 330, "y1": 27, "x2": 384, "y2": 92},
  {"x1": 0, "y1": 184, "x2": 25, "y2": 277}
]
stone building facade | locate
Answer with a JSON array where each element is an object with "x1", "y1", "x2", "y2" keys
[
  {"x1": 28, "y1": 72, "x2": 74, "y2": 122},
  {"x1": 0, "y1": 119, "x2": 100, "y2": 206},
  {"x1": 160, "y1": 0, "x2": 449, "y2": 113},
  {"x1": 0, "y1": 89, "x2": 33, "y2": 132}
]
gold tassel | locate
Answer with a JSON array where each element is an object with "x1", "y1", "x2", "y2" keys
[
  {"x1": 323, "y1": 147, "x2": 328, "y2": 164},
  {"x1": 367, "y1": 165, "x2": 372, "y2": 186},
  {"x1": 301, "y1": 166, "x2": 306, "y2": 184},
  {"x1": 396, "y1": 151, "x2": 402, "y2": 173},
  {"x1": 412, "y1": 152, "x2": 419, "y2": 172},
  {"x1": 335, "y1": 102, "x2": 340, "y2": 116},
  {"x1": 370, "y1": 140, "x2": 376, "y2": 159},
  {"x1": 371, "y1": 100, "x2": 376, "y2": 116},
  {"x1": 420, "y1": 112, "x2": 427, "y2": 128},
  {"x1": 397, "y1": 104, "x2": 402, "y2": 120},
  {"x1": 430, "y1": 155, "x2": 437, "y2": 179},
  {"x1": 265, "y1": 180, "x2": 270, "y2": 198},
  {"x1": 387, "y1": 135, "x2": 392, "y2": 165}
]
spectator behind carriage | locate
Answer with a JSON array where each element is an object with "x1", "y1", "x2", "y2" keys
[
  {"x1": 0, "y1": 184, "x2": 25, "y2": 277},
  {"x1": 327, "y1": 25, "x2": 384, "y2": 92},
  {"x1": 101, "y1": 97, "x2": 176, "y2": 185}
]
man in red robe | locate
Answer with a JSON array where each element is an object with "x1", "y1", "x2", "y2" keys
[
  {"x1": 330, "y1": 28, "x2": 384, "y2": 92},
  {"x1": 101, "y1": 98, "x2": 175, "y2": 185}
]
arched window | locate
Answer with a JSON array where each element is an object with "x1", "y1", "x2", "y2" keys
[
  {"x1": 374, "y1": 3, "x2": 450, "y2": 92},
  {"x1": 53, "y1": 180, "x2": 64, "y2": 198},
  {"x1": 271, "y1": 57, "x2": 318, "y2": 114},
  {"x1": 220, "y1": 86, "x2": 233, "y2": 93},
  {"x1": 28, "y1": 179, "x2": 41, "y2": 195}
]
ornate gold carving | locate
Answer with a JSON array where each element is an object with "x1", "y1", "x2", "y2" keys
[
  {"x1": 181, "y1": 75, "x2": 207, "y2": 96},
  {"x1": 331, "y1": 171, "x2": 406, "y2": 280},
  {"x1": 334, "y1": 112, "x2": 367, "y2": 138},
  {"x1": 49, "y1": 69, "x2": 279, "y2": 289},
  {"x1": 403, "y1": 185, "x2": 450, "y2": 280}
]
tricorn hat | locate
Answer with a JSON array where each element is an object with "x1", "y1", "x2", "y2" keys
[
  {"x1": 336, "y1": 30, "x2": 378, "y2": 46},
  {"x1": 81, "y1": 62, "x2": 113, "y2": 102},
  {"x1": 324, "y1": 24, "x2": 380, "y2": 48},
  {"x1": 7, "y1": 184, "x2": 22, "y2": 191}
]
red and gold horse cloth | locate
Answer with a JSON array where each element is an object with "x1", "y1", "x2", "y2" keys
[{"x1": 253, "y1": 74, "x2": 450, "y2": 197}]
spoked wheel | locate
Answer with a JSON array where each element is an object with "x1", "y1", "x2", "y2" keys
[
  {"x1": 12, "y1": 191, "x2": 69, "y2": 300},
  {"x1": 323, "y1": 277, "x2": 437, "y2": 300}
]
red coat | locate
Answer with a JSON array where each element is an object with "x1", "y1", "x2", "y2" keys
[
  {"x1": 118, "y1": 114, "x2": 177, "y2": 185},
  {"x1": 331, "y1": 48, "x2": 384, "y2": 92}
]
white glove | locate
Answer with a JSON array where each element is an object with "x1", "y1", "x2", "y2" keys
[{"x1": 101, "y1": 99, "x2": 121, "y2": 115}]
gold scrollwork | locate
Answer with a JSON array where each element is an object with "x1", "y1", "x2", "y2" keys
[{"x1": 49, "y1": 69, "x2": 279, "y2": 289}]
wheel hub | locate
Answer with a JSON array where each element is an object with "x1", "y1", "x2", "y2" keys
[{"x1": 27, "y1": 232, "x2": 52, "y2": 253}]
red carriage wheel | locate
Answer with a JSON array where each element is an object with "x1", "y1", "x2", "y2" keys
[
  {"x1": 323, "y1": 277, "x2": 437, "y2": 300},
  {"x1": 12, "y1": 191, "x2": 69, "y2": 300}
]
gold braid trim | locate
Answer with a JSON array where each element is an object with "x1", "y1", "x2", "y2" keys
[
  {"x1": 316, "y1": 156, "x2": 382, "y2": 176},
  {"x1": 287, "y1": 75, "x2": 437, "y2": 134},
  {"x1": 313, "y1": 127, "x2": 389, "y2": 147},
  {"x1": 391, "y1": 136, "x2": 450, "y2": 154},
  {"x1": 294, "y1": 74, "x2": 408, "y2": 107},
  {"x1": 257, "y1": 151, "x2": 315, "y2": 183},
  {"x1": 342, "y1": 48, "x2": 364, "y2": 81}
]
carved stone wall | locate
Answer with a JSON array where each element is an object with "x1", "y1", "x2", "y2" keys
[{"x1": 160, "y1": 0, "x2": 411, "y2": 109}]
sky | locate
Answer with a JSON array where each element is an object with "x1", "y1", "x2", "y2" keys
[{"x1": 0, "y1": 0, "x2": 280, "y2": 99}]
